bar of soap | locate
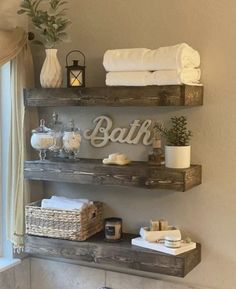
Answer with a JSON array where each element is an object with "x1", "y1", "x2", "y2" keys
[
  {"x1": 103, "y1": 153, "x2": 131, "y2": 165},
  {"x1": 150, "y1": 220, "x2": 160, "y2": 231},
  {"x1": 160, "y1": 219, "x2": 169, "y2": 231}
]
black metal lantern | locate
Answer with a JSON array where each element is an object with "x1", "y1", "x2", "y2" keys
[{"x1": 66, "y1": 50, "x2": 86, "y2": 87}]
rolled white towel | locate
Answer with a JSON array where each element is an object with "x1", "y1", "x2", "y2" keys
[
  {"x1": 146, "y1": 44, "x2": 200, "y2": 71},
  {"x1": 106, "y1": 69, "x2": 201, "y2": 86},
  {"x1": 103, "y1": 43, "x2": 200, "y2": 72},
  {"x1": 151, "y1": 69, "x2": 201, "y2": 85}
]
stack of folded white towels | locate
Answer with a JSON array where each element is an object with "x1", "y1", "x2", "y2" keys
[
  {"x1": 41, "y1": 196, "x2": 93, "y2": 211},
  {"x1": 103, "y1": 43, "x2": 201, "y2": 86}
]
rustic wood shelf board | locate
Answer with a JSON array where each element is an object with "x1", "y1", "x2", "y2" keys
[
  {"x1": 24, "y1": 159, "x2": 201, "y2": 191},
  {"x1": 24, "y1": 85, "x2": 203, "y2": 107},
  {"x1": 25, "y1": 233, "x2": 201, "y2": 277}
]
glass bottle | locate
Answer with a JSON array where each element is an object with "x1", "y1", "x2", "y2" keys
[
  {"x1": 148, "y1": 132, "x2": 165, "y2": 165},
  {"x1": 49, "y1": 112, "x2": 63, "y2": 157}
]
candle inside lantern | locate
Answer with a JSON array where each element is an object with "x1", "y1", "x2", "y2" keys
[
  {"x1": 70, "y1": 70, "x2": 83, "y2": 86},
  {"x1": 70, "y1": 78, "x2": 80, "y2": 86}
]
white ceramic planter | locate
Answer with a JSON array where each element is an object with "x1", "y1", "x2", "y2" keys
[
  {"x1": 40, "y1": 49, "x2": 62, "y2": 88},
  {"x1": 165, "y1": 145, "x2": 191, "y2": 169}
]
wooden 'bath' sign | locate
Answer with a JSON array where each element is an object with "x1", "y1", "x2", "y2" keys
[{"x1": 84, "y1": 115, "x2": 153, "y2": 147}]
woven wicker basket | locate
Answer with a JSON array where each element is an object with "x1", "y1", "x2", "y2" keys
[{"x1": 25, "y1": 200, "x2": 103, "y2": 241}]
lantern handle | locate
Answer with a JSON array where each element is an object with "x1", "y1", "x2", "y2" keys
[{"x1": 66, "y1": 50, "x2": 86, "y2": 66}]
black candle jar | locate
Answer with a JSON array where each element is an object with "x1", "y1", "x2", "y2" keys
[{"x1": 104, "y1": 217, "x2": 122, "y2": 241}]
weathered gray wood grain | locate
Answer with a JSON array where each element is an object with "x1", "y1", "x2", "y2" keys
[
  {"x1": 24, "y1": 159, "x2": 202, "y2": 192},
  {"x1": 24, "y1": 85, "x2": 203, "y2": 107},
  {"x1": 25, "y1": 233, "x2": 201, "y2": 277}
]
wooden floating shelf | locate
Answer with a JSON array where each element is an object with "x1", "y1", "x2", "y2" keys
[
  {"x1": 25, "y1": 233, "x2": 201, "y2": 277},
  {"x1": 24, "y1": 85, "x2": 203, "y2": 107},
  {"x1": 24, "y1": 158, "x2": 202, "y2": 191}
]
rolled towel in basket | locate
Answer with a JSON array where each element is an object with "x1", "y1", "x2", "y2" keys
[
  {"x1": 106, "y1": 69, "x2": 201, "y2": 86},
  {"x1": 41, "y1": 196, "x2": 93, "y2": 210},
  {"x1": 103, "y1": 43, "x2": 200, "y2": 72}
]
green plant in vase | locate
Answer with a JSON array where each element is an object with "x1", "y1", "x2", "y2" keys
[
  {"x1": 18, "y1": 0, "x2": 70, "y2": 48},
  {"x1": 18, "y1": 0, "x2": 71, "y2": 87},
  {"x1": 154, "y1": 116, "x2": 193, "y2": 168}
]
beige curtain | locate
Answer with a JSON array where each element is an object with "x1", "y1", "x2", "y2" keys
[
  {"x1": 6, "y1": 43, "x2": 35, "y2": 251},
  {"x1": 7, "y1": 45, "x2": 34, "y2": 250},
  {"x1": 0, "y1": 25, "x2": 34, "y2": 251},
  {"x1": 0, "y1": 27, "x2": 27, "y2": 66}
]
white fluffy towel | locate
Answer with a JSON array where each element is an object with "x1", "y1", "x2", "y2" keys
[
  {"x1": 103, "y1": 43, "x2": 200, "y2": 72},
  {"x1": 106, "y1": 69, "x2": 201, "y2": 86}
]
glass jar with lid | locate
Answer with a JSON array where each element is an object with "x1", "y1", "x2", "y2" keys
[
  {"x1": 31, "y1": 119, "x2": 54, "y2": 160},
  {"x1": 62, "y1": 120, "x2": 81, "y2": 159}
]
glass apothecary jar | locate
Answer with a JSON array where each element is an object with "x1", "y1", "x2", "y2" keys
[
  {"x1": 31, "y1": 119, "x2": 54, "y2": 160},
  {"x1": 62, "y1": 120, "x2": 81, "y2": 159}
]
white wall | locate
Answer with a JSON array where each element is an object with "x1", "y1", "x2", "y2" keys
[
  {"x1": 30, "y1": 1, "x2": 236, "y2": 289},
  {"x1": 0, "y1": 0, "x2": 27, "y2": 29}
]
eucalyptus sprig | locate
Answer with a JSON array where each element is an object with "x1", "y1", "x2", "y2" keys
[
  {"x1": 18, "y1": 0, "x2": 71, "y2": 48},
  {"x1": 154, "y1": 116, "x2": 192, "y2": 146}
]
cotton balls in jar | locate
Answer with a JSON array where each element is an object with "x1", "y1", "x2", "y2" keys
[{"x1": 63, "y1": 130, "x2": 82, "y2": 156}]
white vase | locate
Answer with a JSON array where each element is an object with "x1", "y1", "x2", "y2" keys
[
  {"x1": 40, "y1": 49, "x2": 62, "y2": 88},
  {"x1": 165, "y1": 145, "x2": 191, "y2": 169}
]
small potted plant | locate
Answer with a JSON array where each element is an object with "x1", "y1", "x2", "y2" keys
[
  {"x1": 154, "y1": 116, "x2": 192, "y2": 169},
  {"x1": 18, "y1": 0, "x2": 71, "y2": 88}
]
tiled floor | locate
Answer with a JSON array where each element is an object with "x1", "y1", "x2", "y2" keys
[{"x1": 0, "y1": 258, "x2": 30, "y2": 289}]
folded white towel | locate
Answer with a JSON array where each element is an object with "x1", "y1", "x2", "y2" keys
[
  {"x1": 103, "y1": 43, "x2": 200, "y2": 72},
  {"x1": 41, "y1": 196, "x2": 92, "y2": 210},
  {"x1": 106, "y1": 69, "x2": 201, "y2": 86},
  {"x1": 106, "y1": 71, "x2": 151, "y2": 86},
  {"x1": 51, "y1": 196, "x2": 91, "y2": 204}
]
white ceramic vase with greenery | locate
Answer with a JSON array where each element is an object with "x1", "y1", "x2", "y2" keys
[
  {"x1": 18, "y1": 0, "x2": 71, "y2": 88},
  {"x1": 40, "y1": 48, "x2": 62, "y2": 88},
  {"x1": 154, "y1": 116, "x2": 193, "y2": 169}
]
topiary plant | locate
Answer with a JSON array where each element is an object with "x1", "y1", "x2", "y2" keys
[
  {"x1": 154, "y1": 116, "x2": 192, "y2": 146},
  {"x1": 18, "y1": 0, "x2": 71, "y2": 48}
]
